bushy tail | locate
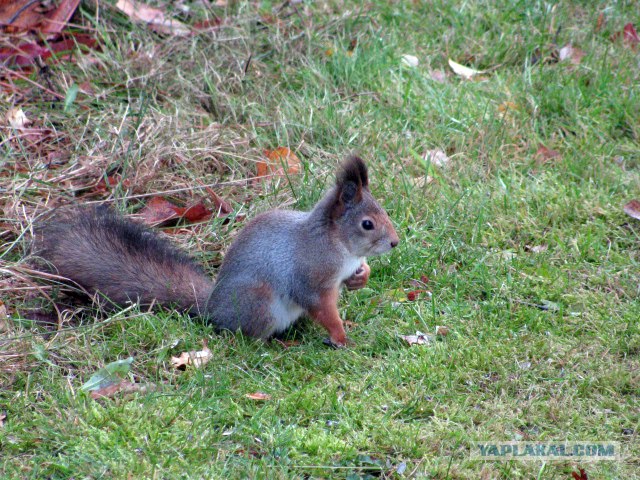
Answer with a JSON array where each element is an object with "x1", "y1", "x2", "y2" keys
[{"x1": 33, "y1": 206, "x2": 213, "y2": 314}]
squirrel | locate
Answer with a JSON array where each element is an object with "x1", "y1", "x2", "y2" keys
[{"x1": 33, "y1": 156, "x2": 399, "y2": 347}]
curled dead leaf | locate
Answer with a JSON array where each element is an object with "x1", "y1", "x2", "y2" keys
[
  {"x1": 424, "y1": 149, "x2": 450, "y2": 168},
  {"x1": 428, "y1": 69, "x2": 447, "y2": 83},
  {"x1": 401, "y1": 54, "x2": 419, "y2": 67},
  {"x1": 595, "y1": 12, "x2": 605, "y2": 32},
  {"x1": 0, "y1": 301, "x2": 8, "y2": 334},
  {"x1": 4, "y1": 108, "x2": 30, "y2": 129},
  {"x1": 245, "y1": 392, "x2": 271, "y2": 401},
  {"x1": 435, "y1": 326, "x2": 449, "y2": 336},
  {"x1": 138, "y1": 197, "x2": 212, "y2": 226},
  {"x1": 525, "y1": 245, "x2": 548, "y2": 254},
  {"x1": 182, "y1": 202, "x2": 213, "y2": 223},
  {"x1": 171, "y1": 341, "x2": 212, "y2": 369},
  {"x1": 610, "y1": 23, "x2": 640, "y2": 46},
  {"x1": 115, "y1": 0, "x2": 190, "y2": 36},
  {"x1": 498, "y1": 101, "x2": 518, "y2": 114},
  {"x1": 139, "y1": 196, "x2": 181, "y2": 225},
  {"x1": 399, "y1": 331, "x2": 434, "y2": 346},
  {"x1": 623, "y1": 23, "x2": 640, "y2": 45},
  {"x1": 558, "y1": 44, "x2": 585, "y2": 65},
  {"x1": 412, "y1": 175, "x2": 434, "y2": 188},
  {"x1": 623, "y1": 200, "x2": 640, "y2": 221},
  {"x1": 448, "y1": 59, "x2": 484, "y2": 80}
]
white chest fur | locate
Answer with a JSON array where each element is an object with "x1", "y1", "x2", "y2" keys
[{"x1": 337, "y1": 255, "x2": 365, "y2": 285}]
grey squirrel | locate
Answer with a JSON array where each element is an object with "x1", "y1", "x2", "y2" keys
[{"x1": 33, "y1": 156, "x2": 399, "y2": 347}]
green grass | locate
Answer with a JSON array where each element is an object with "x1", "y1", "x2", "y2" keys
[{"x1": 1, "y1": 0, "x2": 639, "y2": 478}]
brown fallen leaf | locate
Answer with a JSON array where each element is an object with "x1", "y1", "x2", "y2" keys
[
  {"x1": 0, "y1": 33, "x2": 99, "y2": 68},
  {"x1": 558, "y1": 44, "x2": 585, "y2": 65},
  {"x1": 245, "y1": 392, "x2": 271, "y2": 401},
  {"x1": 595, "y1": 12, "x2": 605, "y2": 33},
  {"x1": 571, "y1": 468, "x2": 588, "y2": 480},
  {"x1": 399, "y1": 331, "x2": 434, "y2": 346},
  {"x1": 611, "y1": 23, "x2": 640, "y2": 47},
  {"x1": 424, "y1": 149, "x2": 450, "y2": 167},
  {"x1": 192, "y1": 18, "x2": 223, "y2": 30},
  {"x1": 428, "y1": 69, "x2": 447, "y2": 83},
  {"x1": 90, "y1": 380, "x2": 156, "y2": 399},
  {"x1": 623, "y1": 23, "x2": 640, "y2": 46},
  {"x1": 435, "y1": 325, "x2": 449, "y2": 336},
  {"x1": 171, "y1": 341, "x2": 212, "y2": 369},
  {"x1": 0, "y1": 0, "x2": 80, "y2": 35},
  {"x1": 536, "y1": 144, "x2": 561, "y2": 163},
  {"x1": 115, "y1": 0, "x2": 190, "y2": 36},
  {"x1": 408, "y1": 275, "x2": 429, "y2": 288},
  {"x1": 498, "y1": 101, "x2": 518, "y2": 114},
  {"x1": 139, "y1": 196, "x2": 182, "y2": 225},
  {"x1": 0, "y1": 411, "x2": 6, "y2": 428},
  {"x1": 257, "y1": 147, "x2": 302, "y2": 179},
  {"x1": 182, "y1": 202, "x2": 213, "y2": 223},
  {"x1": 0, "y1": 301, "x2": 8, "y2": 334},
  {"x1": 4, "y1": 108, "x2": 30, "y2": 129},
  {"x1": 138, "y1": 197, "x2": 212, "y2": 226},
  {"x1": 406, "y1": 289, "x2": 430, "y2": 301},
  {"x1": 411, "y1": 175, "x2": 434, "y2": 188},
  {"x1": 525, "y1": 244, "x2": 548, "y2": 254},
  {"x1": 623, "y1": 200, "x2": 640, "y2": 221}
]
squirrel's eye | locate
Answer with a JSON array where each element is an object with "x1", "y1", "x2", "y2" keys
[{"x1": 361, "y1": 219, "x2": 374, "y2": 230}]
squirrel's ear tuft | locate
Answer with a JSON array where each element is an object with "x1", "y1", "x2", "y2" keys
[
  {"x1": 330, "y1": 156, "x2": 368, "y2": 219},
  {"x1": 337, "y1": 155, "x2": 369, "y2": 191}
]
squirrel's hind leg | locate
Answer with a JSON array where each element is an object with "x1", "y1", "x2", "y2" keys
[{"x1": 308, "y1": 288, "x2": 349, "y2": 347}]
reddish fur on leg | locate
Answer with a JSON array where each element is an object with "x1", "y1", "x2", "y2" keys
[{"x1": 309, "y1": 289, "x2": 348, "y2": 346}]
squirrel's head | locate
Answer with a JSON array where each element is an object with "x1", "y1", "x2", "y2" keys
[{"x1": 329, "y1": 156, "x2": 399, "y2": 257}]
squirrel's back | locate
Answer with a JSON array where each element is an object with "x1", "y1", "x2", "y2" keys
[{"x1": 33, "y1": 206, "x2": 213, "y2": 312}]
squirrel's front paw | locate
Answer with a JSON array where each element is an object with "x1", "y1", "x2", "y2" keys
[
  {"x1": 344, "y1": 262, "x2": 371, "y2": 290},
  {"x1": 323, "y1": 336, "x2": 353, "y2": 349}
]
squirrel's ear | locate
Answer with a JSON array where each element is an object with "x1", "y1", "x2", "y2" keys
[
  {"x1": 337, "y1": 155, "x2": 369, "y2": 191},
  {"x1": 331, "y1": 156, "x2": 368, "y2": 218}
]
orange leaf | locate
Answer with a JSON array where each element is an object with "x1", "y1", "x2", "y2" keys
[
  {"x1": 258, "y1": 147, "x2": 302, "y2": 178},
  {"x1": 245, "y1": 392, "x2": 271, "y2": 401}
]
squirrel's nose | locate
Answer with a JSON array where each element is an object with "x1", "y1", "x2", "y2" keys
[{"x1": 390, "y1": 239, "x2": 399, "y2": 248}]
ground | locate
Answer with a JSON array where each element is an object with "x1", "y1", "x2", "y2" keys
[{"x1": 1, "y1": 1, "x2": 639, "y2": 478}]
